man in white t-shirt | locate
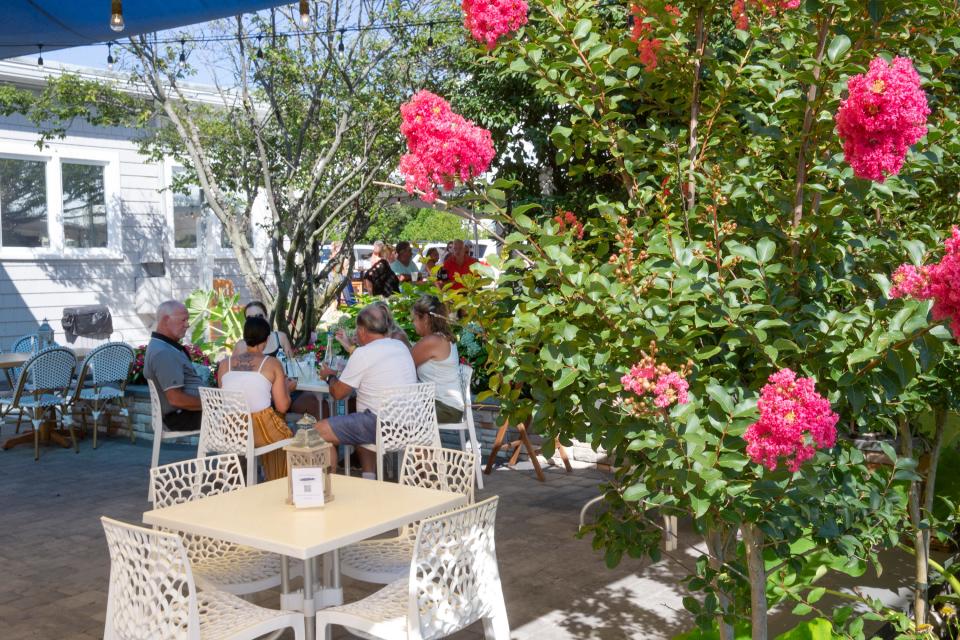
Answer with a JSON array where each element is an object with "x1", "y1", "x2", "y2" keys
[{"x1": 315, "y1": 302, "x2": 417, "y2": 479}]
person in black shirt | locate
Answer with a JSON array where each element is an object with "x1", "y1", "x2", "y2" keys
[{"x1": 363, "y1": 243, "x2": 400, "y2": 296}]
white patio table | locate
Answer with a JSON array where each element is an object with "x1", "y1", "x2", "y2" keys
[{"x1": 143, "y1": 474, "x2": 467, "y2": 640}]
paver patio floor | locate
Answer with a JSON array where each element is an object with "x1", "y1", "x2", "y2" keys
[{"x1": 0, "y1": 424, "x2": 913, "y2": 639}]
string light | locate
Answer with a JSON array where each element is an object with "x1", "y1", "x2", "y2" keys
[
  {"x1": 256, "y1": 35, "x2": 264, "y2": 60},
  {"x1": 299, "y1": 0, "x2": 310, "y2": 26},
  {"x1": 179, "y1": 38, "x2": 186, "y2": 65},
  {"x1": 37, "y1": 44, "x2": 43, "y2": 67},
  {"x1": 427, "y1": 22, "x2": 434, "y2": 50},
  {"x1": 338, "y1": 29, "x2": 344, "y2": 53},
  {"x1": 110, "y1": 0, "x2": 125, "y2": 32},
  {"x1": 107, "y1": 42, "x2": 114, "y2": 70}
]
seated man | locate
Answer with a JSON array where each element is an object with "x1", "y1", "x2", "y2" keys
[
  {"x1": 315, "y1": 302, "x2": 417, "y2": 479},
  {"x1": 144, "y1": 300, "x2": 203, "y2": 431}
]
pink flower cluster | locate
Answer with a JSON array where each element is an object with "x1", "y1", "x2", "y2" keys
[
  {"x1": 620, "y1": 343, "x2": 690, "y2": 414},
  {"x1": 731, "y1": 0, "x2": 800, "y2": 31},
  {"x1": 743, "y1": 369, "x2": 838, "y2": 473},
  {"x1": 462, "y1": 0, "x2": 528, "y2": 50},
  {"x1": 399, "y1": 91, "x2": 495, "y2": 203},
  {"x1": 629, "y1": 2, "x2": 681, "y2": 72},
  {"x1": 553, "y1": 210, "x2": 585, "y2": 239},
  {"x1": 835, "y1": 56, "x2": 930, "y2": 182},
  {"x1": 889, "y1": 227, "x2": 960, "y2": 338}
]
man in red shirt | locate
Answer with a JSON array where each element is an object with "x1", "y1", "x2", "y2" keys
[{"x1": 442, "y1": 239, "x2": 477, "y2": 290}]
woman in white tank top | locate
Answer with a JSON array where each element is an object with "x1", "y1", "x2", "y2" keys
[
  {"x1": 409, "y1": 295, "x2": 465, "y2": 424},
  {"x1": 217, "y1": 316, "x2": 296, "y2": 481}
]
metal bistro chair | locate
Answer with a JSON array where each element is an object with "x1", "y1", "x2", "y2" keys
[
  {"x1": 197, "y1": 387, "x2": 294, "y2": 486},
  {"x1": 147, "y1": 379, "x2": 202, "y2": 502},
  {"x1": 100, "y1": 516, "x2": 304, "y2": 640},
  {"x1": 6, "y1": 334, "x2": 41, "y2": 424},
  {"x1": 0, "y1": 347, "x2": 78, "y2": 461},
  {"x1": 345, "y1": 382, "x2": 441, "y2": 481},
  {"x1": 317, "y1": 497, "x2": 509, "y2": 640},
  {"x1": 150, "y1": 453, "x2": 283, "y2": 595},
  {"x1": 340, "y1": 445, "x2": 477, "y2": 585},
  {"x1": 68, "y1": 342, "x2": 135, "y2": 448},
  {"x1": 438, "y1": 363, "x2": 485, "y2": 489}
]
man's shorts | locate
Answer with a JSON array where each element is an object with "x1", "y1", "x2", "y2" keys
[{"x1": 329, "y1": 410, "x2": 377, "y2": 445}]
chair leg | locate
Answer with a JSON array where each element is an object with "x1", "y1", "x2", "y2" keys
[
  {"x1": 62, "y1": 409, "x2": 79, "y2": 453},
  {"x1": 149, "y1": 430, "x2": 163, "y2": 503},
  {"x1": 121, "y1": 404, "x2": 134, "y2": 443},
  {"x1": 342, "y1": 445, "x2": 352, "y2": 476},
  {"x1": 14, "y1": 411, "x2": 23, "y2": 434},
  {"x1": 467, "y1": 427, "x2": 485, "y2": 490},
  {"x1": 91, "y1": 409, "x2": 100, "y2": 449},
  {"x1": 482, "y1": 600, "x2": 510, "y2": 639},
  {"x1": 31, "y1": 414, "x2": 41, "y2": 461}
]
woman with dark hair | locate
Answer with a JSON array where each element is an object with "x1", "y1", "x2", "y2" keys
[
  {"x1": 363, "y1": 243, "x2": 400, "y2": 297},
  {"x1": 409, "y1": 295, "x2": 464, "y2": 423},
  {"x1": 217, "y1": 316, "x2": 296, "y2": 481},
  {"x1": 235, "y1": 301, "x2": 320, "y2": 418}
]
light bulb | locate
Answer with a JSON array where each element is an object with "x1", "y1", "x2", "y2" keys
[
  {"x1": 299, "y1": 0, "x2": 310, "y2": 26},
  {"x1": 107, "y1": 54, "x2": 114, "y2": 71},
  {"x1": 110, "y1": 0, "x2": 125, "y2": 32}
]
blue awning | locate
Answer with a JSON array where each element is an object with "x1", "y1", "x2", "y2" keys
[{"x1": 0, "y1": 1, "x2": 294, "y2": 59}]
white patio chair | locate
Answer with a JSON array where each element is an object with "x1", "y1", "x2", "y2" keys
[
  {"x1": 344, "y1": 382, "x2": 441, "y2": 481},
  {"x1": 100, "y1": 516, "x2": 304, "y2": 640},
  {"x1": 150, "y1": 453, "x2": 283, "y2": 595},
  {"x1": 197, "y1": 387, "x2": 293, "y2": 486},
  {"x1": 340, "y1": 445, "x2": 477, "y2": 585},
  {"x1": 437, "y1": 363, "x2": 485, "y2": 489},
  {"x1": 0, "y1": 347, "x2": 78, "y2": 461},
  {"x1": 68, "y1": 342, "x2": 135, "y2": 448},
  {"x1": 317, "y1": 496, "x2": 509, "y2": 640},
  {"x1": 148, "y1": 379, "x2": 201, "y2": 502}
]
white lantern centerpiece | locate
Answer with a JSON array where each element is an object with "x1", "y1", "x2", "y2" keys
[{"x1": 285, "y1": 418, "x2": 334, "y2": 505}]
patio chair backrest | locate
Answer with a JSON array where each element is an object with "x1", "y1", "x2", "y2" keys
[
  {"x1": 147, "y1": 378, "x2": 164, "y2": 436},
  {"x1": 101, "y1": 516, "x2": 200, "y2": 640},
  {"x1": 11, "y1": 347, "x2": 76, "y2": 404},
  {"x1": 198, "y1": 387, "x2": 253, "y2": 460},
  {"x1": 149, "y1": 454, "x2": 249, "y2": 564},
  {"x1": 400, "y1": 445, "x2": 476, "y2": 503},
  {"x1": 408, "y1": 497, "x2": 502, "y2": 640},
  {"x1": 376, "y1": 382, "x2": 440, "y2": 456},
  {"x1": 84, "y1": 342, "x2": 135, "y2": 386},
  {"x1": 12, "y1": 334, "x2": 40, "y2": 354}
]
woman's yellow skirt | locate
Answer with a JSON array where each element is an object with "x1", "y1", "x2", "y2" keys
[{"x1": 250, "y1": 407, "x2": 293, "y2": 481}]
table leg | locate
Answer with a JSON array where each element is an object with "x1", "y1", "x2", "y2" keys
[
  {"x1": 281, "y1": 556, "x2": 290, "y2": 594},
  {"x1": 303, "y1": 557, "x2": 316, "y2": 640}
]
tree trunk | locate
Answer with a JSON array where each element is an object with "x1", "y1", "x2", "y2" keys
[
  {"x1": 742, "y1": 524, "x2": 768, "y2": 640},
  {"x1": 685, "y1": 7, "x2": 708, "y2": 213},
  {"x1": 705, "y1": 526, "x2": 737, "y2": 640},
  {"x1": 899, "y1": 417, "x2": 928, "y2": 628}
]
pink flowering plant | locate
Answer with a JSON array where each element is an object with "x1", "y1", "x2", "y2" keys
[
  {"x1": 399, "y1": 90, "x2": 495, "y2": 202},
  {"x1": 462, "y1": 0, "x2": 528, "y2": 50},
  {"x1": 430, "y1": 0, "x2": 960, "y2": 636}
]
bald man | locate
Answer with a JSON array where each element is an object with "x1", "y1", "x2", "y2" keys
[{"x1": 143, "y1": 300, "x2": 203, "y2": 431}]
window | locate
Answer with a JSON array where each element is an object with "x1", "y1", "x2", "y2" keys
[
  {"x1": 172, "y1": 167, "x2": 202, "y2": 248},
  {"x1": 0, "y1": 158, "x2": 48, "y2": 248},
  {"x1": 61, "y1": 162, "x2": 108, "y2": 248}
]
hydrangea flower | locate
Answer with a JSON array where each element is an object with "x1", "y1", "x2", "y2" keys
[
  {"x1": 743, "y1": 369, "x2": 838, "y2": 473},
  {"x1": 462, "y1": 0, "x2": 528, "y2": 50},
  {"x1": 835, "y1": 56, "x2": 930, "y2": 182},
  {"x1": 399, "y1": 90, "x2": 495, "y2": 203}
]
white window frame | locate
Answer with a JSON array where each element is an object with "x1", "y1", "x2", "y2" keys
[
  {"x1": 163, "y1": 157, "x2": 261, "y2": 259},
  {"x1": 0, "y1": 141, "x2": 121, "y2": 260}
]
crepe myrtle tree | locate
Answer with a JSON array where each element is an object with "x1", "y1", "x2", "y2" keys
[
  {"x1": 0, "y1": 1, "x2": 462, "y2": 343},
  {"x1": 384, "y1": 0, "x2": 960, "y2": 637}
]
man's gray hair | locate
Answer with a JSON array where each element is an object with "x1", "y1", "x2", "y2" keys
[
  {"x1": 372, "y1": 240, "x2": 385, "y2": 251},
  {"x1": 356, "y1": 302, "x2": 390, "y2": 335},
  {"x1": 156, "y1": 300, "x2": 185, "y2": 322}
]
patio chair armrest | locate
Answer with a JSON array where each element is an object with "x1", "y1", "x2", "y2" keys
[{"x1": 253, "y1": 438, "x2": 294, "y2": 457}]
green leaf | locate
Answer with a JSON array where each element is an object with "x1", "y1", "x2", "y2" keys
[
  {"x1": 847, "y1": 347, "x2": 876, "y2": 366},
  {"x1": 774, "y1": 618, "x2": 834, "y2": 640},
  {"x1": 757, "y1": 237, "x2": 776, "y2": 263},
  {"x1": 572, "y1": 19, "x2": 592, "y2": 40},
  {"x1": 827, "y1": 35, "x2": 851, "y2": 63},
  {"x1": 553, "y1": 368, "x2": 578, "y2": 391}
]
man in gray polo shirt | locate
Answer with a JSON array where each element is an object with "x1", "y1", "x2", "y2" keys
[{"x1": 143, "y1": 300, "x2": 203, "y2": 431}]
